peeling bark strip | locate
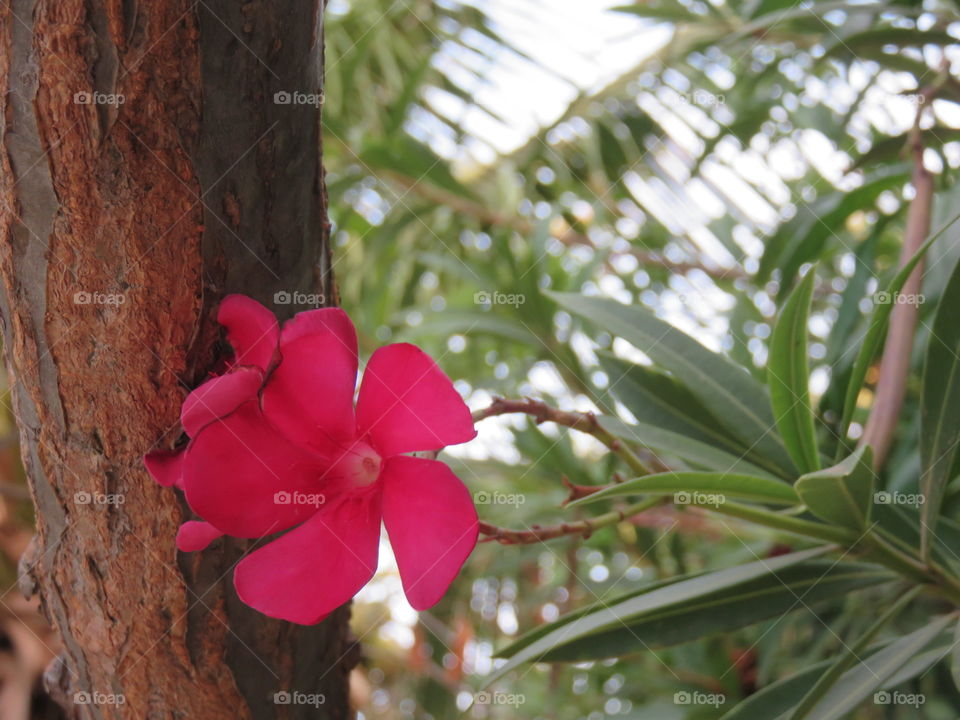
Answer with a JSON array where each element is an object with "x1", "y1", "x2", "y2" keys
[{"x1": 0, "y1": 1, "x2": 350, "y2": 719}]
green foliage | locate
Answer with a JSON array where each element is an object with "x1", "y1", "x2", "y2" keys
[
  {"x1": 795, "y1": 446, "x2": 874, "y2": 531},
  {"x1": 768, "y1": 267, "x2": 820, "y2": 473},
  {"x1": 570, "y1": 472, "x2": 799, "y2": 508},
  {"x1": 920, "y1": 256, "x2": 960, "y2": 561},
  {"x1": 550, "y1": 291, "x2": 796, "y2": 476},
  {"x1": 796, "y1": 615, "x2": 955, "y2": 720},
  {"x1": 324, "y1": 0, "x2": 960, "y2": 716},
  {"x1": 837, "y1": 225, "x2": 952, "y2": 452},
  {"x1": 494, "y1": 547, "x2": 883, "y2": 672}
]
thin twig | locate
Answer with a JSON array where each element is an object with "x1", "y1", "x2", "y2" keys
[
  {"x1": 473, "y1": 397, "x2": 655, "y2": 475},
  {"x1": 561, "y1": 476, "x2": 614, "y2": 505},
  {"x1": 478, "y1": 497, "x2": 665, "y2": 545}
]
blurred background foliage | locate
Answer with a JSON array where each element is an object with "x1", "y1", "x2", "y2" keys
[{"x1": 323, "y1": 0, "x2": 960, "y2": 718}]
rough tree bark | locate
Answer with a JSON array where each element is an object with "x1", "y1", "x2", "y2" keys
[{"x1": 0, "y1": 1, "x2": 354, "y2": 718}]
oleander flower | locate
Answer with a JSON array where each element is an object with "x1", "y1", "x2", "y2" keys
[{"x1": 145, "y1": 295, "x2": 478, "y2": 624}]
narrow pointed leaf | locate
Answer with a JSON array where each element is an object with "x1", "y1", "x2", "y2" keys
[
  {"x1": 533, "y1": 563, "x2": 892, "y2": 663},
  {"x1": 789, "y1": 586, "x2": 921, "y2": 720},
  {"x1": 569, "y1": 471, "x2": 798, "y2": 508},
  {"x1": 920, "y1": 255, "x2": 960, "y2": 561},
  {"x1": 838, "y1": 210, "x2": 960, "y2": 451},
  {"x1": 600, "y1": 416, "x2": 779, "y2": 479},
  {"x1": 719, "y1": 639, "x2": 952, "y2": 720},
  {"x1": 952, "y1": 618, "x2": 960, "y2": 692},
  {"x1": 491, "y1": 547, "x2": 832, "y2": 680},
  {"x1": 599, "y1": 353, "x2": 752, "y2": 456},
  {"x1": 548, "y1": 291, "x2": 796, "y2": 474},
  {"x1": 798, "y1": 614, "x2": 954, "y2": 720},
  {"x1": 872, "y1": 503, "x2": 960, "y2": 576},
  {"x1": 795, "y1": 446, "x2": 874, "y2": 531},
  {"x1": 768, "y1": 267, "x2": 820, "y2": 473}
]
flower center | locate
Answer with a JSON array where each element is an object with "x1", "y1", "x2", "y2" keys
[{"x1": 333, "y1": 441, "x2": 383, "y2": 489}]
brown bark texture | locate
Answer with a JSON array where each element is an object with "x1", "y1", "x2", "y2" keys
[{"x1": 0, "y1": 1, "x2": 352, "y2": 718}]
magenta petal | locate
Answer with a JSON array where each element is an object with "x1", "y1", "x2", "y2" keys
[
  {"x1": 234, "y1": 496, "x2": 381, "y2": 624},
  {"x1": 356, "y1": 343, "x2": 476, "y2": 456},
  {"x1": 176, "y1": 521, "x2": 224, "y2": 552},
  {"x1": 181, "y1": 366, "x2": 264, "y2": 438},
  {"x1": 144, "y1": 448, "x2": 185, "y2": 488},
  {"x1": 183, "y1": 400, "x2": 324, "y2": 538},
  {"x1": 381, "y1": 456, "x2": 477, "y2": 610},
  {"x1": 218, "y1": 295, "x2": 279, "y2": 371},
  {"x1": 262, "y1": 308, "x2": 358, "y2": 453}
]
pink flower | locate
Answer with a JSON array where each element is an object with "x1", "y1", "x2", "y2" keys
[{"x1": 145, "y1": 295, "x2": 478, "y2": 624}]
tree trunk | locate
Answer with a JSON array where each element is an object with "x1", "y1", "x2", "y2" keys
[{"x1": 0, "y1": 1, "x2": 353, "y2": 718}]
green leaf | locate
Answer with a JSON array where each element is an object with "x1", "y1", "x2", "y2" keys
[
  {"x1": 796, "y1": 614, "x2": 954, "y2": 720},
  {"x1": 758, "y1": 167, "x2": 909, "y2": 286},
  {"x1": 872, "y1": 503, "x2": 960, "y2": 577},
  {"x1": 730, "y1": 3, "x2": 928, "y2": 43},
  {"x1": 719, "y1": 638, "x2": 952, "y2": 720},
  {"x1": 853, "y1": 128, "x2": 960, "y2": 171},
  {"x1": 611, "y1": 2, "x2": 706, "y2": 22},
  {"x1": 534, "y1": 562, "x2": 891, "y2": 663},
  {"x1": 823, "y1": 27, "x2": 958, "y2": 58},
  {"x1": 492, "y1": 547, "x2": 831, "y2": 678},
  {"x1": 920, "y1": 255, "x2": 960, "y2": 561},
  {"x1": 397, "y1": 311, "x2": 538, "y2": 345},
  {"x1": 569, "y1": 471, "x2": 798, "y2": 508},
  {"x1": 359, "y1": 135, "x2": 475, "y2": 200},
  {"x1": 795, "y1": 446, "x2": 875, "y2": 531},
  {"x1": 600, "y1": 416, "x2": 779, "y2": 479},
  {"x1": 549, "y1": 291, "x2": 796, "y2": 475},
  {"x1": 836, "y1": 211, "x2": 960, "y2": 452},
  {"x1": 747, "y1": 0, "x2": 804, "y2": 20},
  {"x1": 599, "y1": 353, "x2": 750, "y2": 454},
  {"x1": 789, "y1": 586, "x2": 921, "y2": 720},
  {"x1": 952, "y1": 618, "x2": 960, "y2": 693},
  {"x1": 599, "y1": 353, "x2": 787, "y2": 476},
  {"x1": 768, "y1": 266, "x2": 820, "y2": 473},
  {"x1": 720, "y1": 660, "x2": 834, "y2": 720}
]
